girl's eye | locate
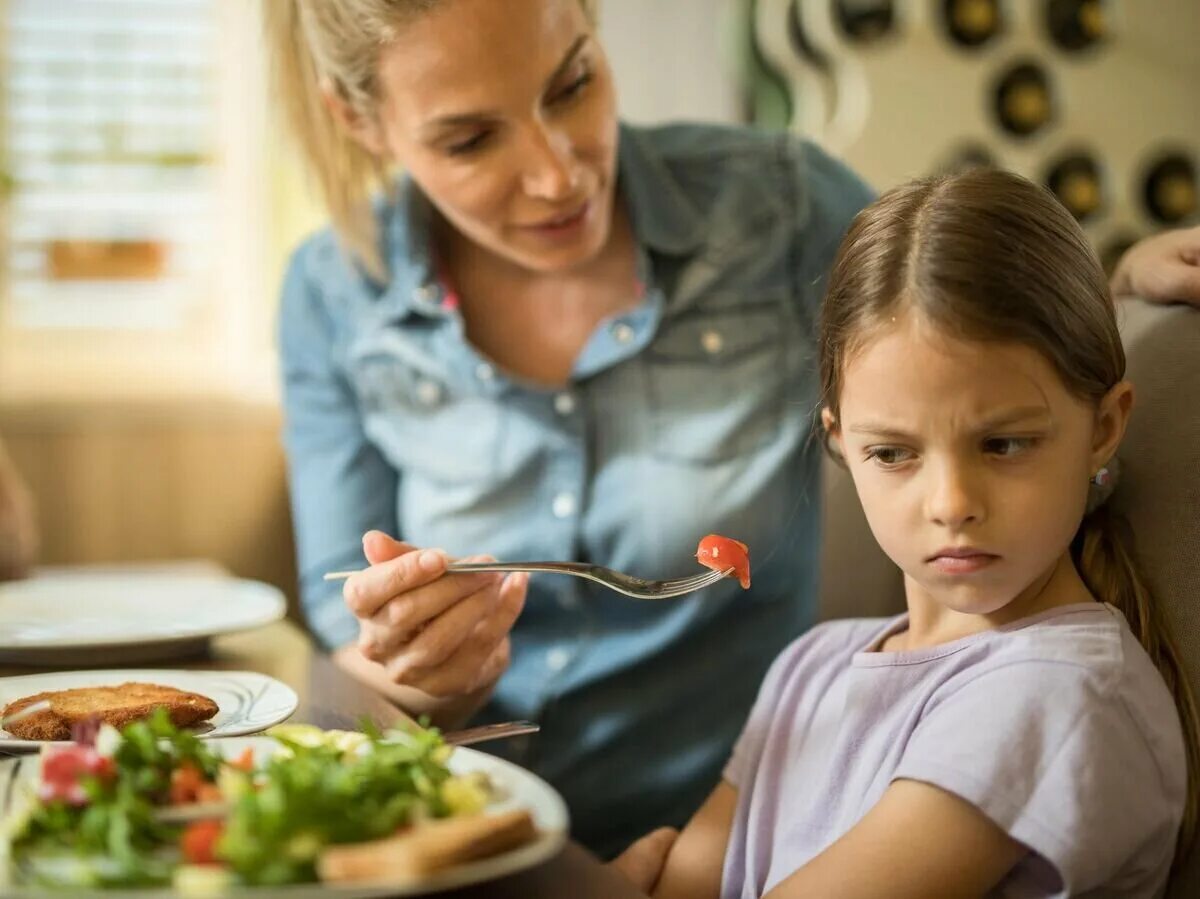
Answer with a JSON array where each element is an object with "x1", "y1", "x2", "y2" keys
[
  {"x1": 548, "y1": 70, "x2": 593, "y2": 106},
  {"x1": 864, "y1": 446, "x2": 914, "y2": 467},
  {"x1": 983, "y1": 436, "x2": 1037, "y2": 457},
  {"x1": 446, "y1": 131, "x2": 492, "y2": 156}
]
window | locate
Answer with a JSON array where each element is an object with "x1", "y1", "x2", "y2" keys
[{"x1": 0, "y1": 0, "x2": 272, "y2": 401}]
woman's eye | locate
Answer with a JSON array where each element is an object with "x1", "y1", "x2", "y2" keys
[
  {"x1": 549, "y1": 71, "x2": 593, "y2": 105},
  {"x1": 984, "y1": 436, "x2": 1036, "y2": 457},
  {"x1": 446, "y1": 131, "x2": 491, "y2": 156},
  {"x1": 865, "y1": 447, "x2": 913, "y2": 467}
]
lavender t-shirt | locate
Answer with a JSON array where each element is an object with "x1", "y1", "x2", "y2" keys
[{"x1": 721, "y1": 603, "x2": 1186, "y2": 898}]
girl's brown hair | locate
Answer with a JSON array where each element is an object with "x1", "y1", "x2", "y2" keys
[
  {"x1": 263, "y1": 0, "x2": 599, "y2": 282},
  {"x1": 819, "y1": 168, "x2": 1199, "y2": 860}
]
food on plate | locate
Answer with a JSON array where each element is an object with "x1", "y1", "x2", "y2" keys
[
  {"x1": 1, "y1": 711, "x2": 537, "y2": 891},
  {"x1": 0, "y1": 683, "x2": 219, "y2": 741},
  {"x1": 695, "y1": 534, "x2": 751, "y2": 589},
  {"x1": 318, "y1": 808, "x2": 536, "y2": 884}
]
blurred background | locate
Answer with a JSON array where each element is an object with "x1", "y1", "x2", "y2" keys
[{"x1": 0, "y1": 0, "x2": 1196, "y2": 615}]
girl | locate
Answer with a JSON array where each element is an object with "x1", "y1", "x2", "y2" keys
[{"x1": 619, "y1": 169, "x2": 1198, "y2": 898}]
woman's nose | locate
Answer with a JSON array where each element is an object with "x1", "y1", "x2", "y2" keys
[
  {"x1": 924, "y1": 461, "x2": 985, "y2": 529},
  {"x1": 520, "y1": 125, "x2": 580, "y2": 200}
]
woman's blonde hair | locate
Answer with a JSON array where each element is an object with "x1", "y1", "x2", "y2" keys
[
  {"x1": 263, "y1": 0, "x2": 600, "y2": 282},
  {"x1": 820, "y1": 168, "x2": 1200, "y2": 864}
]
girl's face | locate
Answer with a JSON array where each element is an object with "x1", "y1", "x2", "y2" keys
[
  {"x1": 348, "y1": 0, "x2": 619, "y2": 274},
  {"x1": 826, "y1": 312, "x2": 1131, "y2": 619}
]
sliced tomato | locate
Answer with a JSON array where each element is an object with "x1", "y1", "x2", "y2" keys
[
  {"x1": 228, "y1": 747, "x2": 255, "y2": 773},
  {"x1": 38, "y1": 745, "x2": 117, "y2": 805},
  {"x1": 169, "y1": 761, "x2": 207, "y2": 805},
  {"x1": 695, "y1": 534, "x2": 751, "y2": 589},
  {"x1": 180, "y1": 819, "x2": 225, "y2": 866}
]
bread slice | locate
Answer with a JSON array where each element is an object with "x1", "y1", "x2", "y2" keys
[
  {"x1": 0, "y1": 682, "x2": 219, "y2": 741},
  {"x1": 318, "y1": 809, "x2": 538, "y2": 884}
]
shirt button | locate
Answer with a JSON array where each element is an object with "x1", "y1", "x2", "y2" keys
[
  {"x1": 701, "y1": 329, "x2": 724, "y2": 355},
  {"x1": 546, "y1": 648, "x2": 571, "y2": 672},
  {"x1": 552, "y1": 492, "x2": 576, "y2": 519},
  {"x1": 415, "y1": 380, "x2": 442, "y2": 406},
  {"x1": 554, "y1": 393, "x2": 576, "y2": 416},
  {"x1": 557, "y1": 591, "x2": 580, "y2": 611},
  {"x1": 475, "y1": 362, "x2": 495, "y2": 382},
  {"x1": 612, "y1": 322, "x2": 635, "y2": 344},
  {"x1": 412, "y1": 283, "x2": 437, "y2": 304}
]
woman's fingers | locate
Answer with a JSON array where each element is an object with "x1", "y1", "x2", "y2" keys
[
  {"x1": 387, "y1": 571, "x2": 528, "y2": 697},
  {"x1": 343, "y1": 546, "x2": 450, "y2": 618}
]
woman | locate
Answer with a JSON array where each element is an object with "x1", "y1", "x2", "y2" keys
[{"x1": 267, "y1": 0, "x2": 1200, "y2": 855}]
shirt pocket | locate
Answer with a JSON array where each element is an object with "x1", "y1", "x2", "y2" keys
[
  {"x1": 643, "y1": 304, "x2": 786, "y2": 465},
  {"x1": 351, "y1": 358, "x2": 504, "y2": 485}
]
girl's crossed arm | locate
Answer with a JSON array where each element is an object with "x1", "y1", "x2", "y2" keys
[
  {"x1": 638, "y1": 778, "x2": 1023, "y2": 899},
  {"x1": 765, "y1": 779, "x2": 1023, "y2": 899}
]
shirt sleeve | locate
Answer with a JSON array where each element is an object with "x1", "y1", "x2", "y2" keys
[
  {"x1": 893, "y1": 660, "x2": 1183, "y2": 892},
  {"x1": 722, "y1": 623, "x2": 846, "y2": 789},
  {"x1": 278, "y1": 239, "x2": 399, "y2": 650}
]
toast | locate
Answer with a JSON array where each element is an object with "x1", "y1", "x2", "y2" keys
[{"x1": 318, "y1": 809, "x2": 538, "y2": 884}]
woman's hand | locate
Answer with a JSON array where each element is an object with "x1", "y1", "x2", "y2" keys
[
  {"x1": 341, "y1": 531, "x2": 527, "y2": 719},
  {"x1": 1111, "y1": 225, "x2": 1200, "y2": 306},
  {"x1": 0, "y1": 439, "x2": 37, "y2": 581},
  {"x1": 610, "y1": 827, "x2": 679, "y2": 895}
]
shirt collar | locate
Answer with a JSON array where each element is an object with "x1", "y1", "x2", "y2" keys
[{"x1": 616, "y1": 122, "x2": 707, "y2": 256}]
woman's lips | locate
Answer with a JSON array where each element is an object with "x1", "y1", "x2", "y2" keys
[{"x1": 519, "y1": 200, "x2": 591, "y2": 237}]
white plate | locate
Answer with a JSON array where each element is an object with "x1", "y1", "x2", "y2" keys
[
  {"x1": 0, "y1": 736, "x2": 570, "y2": 898},
  {"x1": 0, "y1": 670, "x2": 299, "y2": 750},
  {"x1": 0, "y1": 571, "x2": 286, "y2": 665}
]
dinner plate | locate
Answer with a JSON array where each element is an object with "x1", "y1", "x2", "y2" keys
[
  {"x1": 0, "y1": 736, "x2": 570, "y2": 898},
  {"x1": 0, "y1": 571, "x2": 287, "y2": 665},
  {"x1": 0, "y1": 670, "x2": 298, "y2": 750}
]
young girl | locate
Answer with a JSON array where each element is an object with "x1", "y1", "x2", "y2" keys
[{"x1": 616, "y1": 168, "x2": 1199, "y2": 898}]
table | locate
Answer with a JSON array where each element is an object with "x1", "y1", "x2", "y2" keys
[{"x1": 0, "y1": 620, "x2": 645, "y2": 898}]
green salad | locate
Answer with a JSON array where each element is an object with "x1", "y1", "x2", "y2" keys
[{"x1": 0, "y1": 711, "x2": 491, "y2": 892}]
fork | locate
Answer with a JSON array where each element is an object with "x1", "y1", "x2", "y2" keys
[{"x1": 323, "y1": 561, "x2": 732, "y2": 600}]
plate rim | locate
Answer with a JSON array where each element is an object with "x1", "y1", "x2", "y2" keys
[{"x1": 0, "y1": 576, "x2": 287, "y2": 651}]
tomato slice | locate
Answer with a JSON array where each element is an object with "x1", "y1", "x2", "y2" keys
[
  {"x1": 695, "y1": 534, "x2": 750, "y2": 589},
  {"x1": 180, "y1": 819, "x2": 225, "y2": 866}
]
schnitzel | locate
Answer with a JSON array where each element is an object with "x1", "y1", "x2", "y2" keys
[{"x1": 1, "y1": 683, "x2": 219, "y2": 741}]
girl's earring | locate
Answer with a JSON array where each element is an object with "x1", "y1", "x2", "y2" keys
[{"x1": 1091, "y1": 467, "x2": 1112, "y2": 488}]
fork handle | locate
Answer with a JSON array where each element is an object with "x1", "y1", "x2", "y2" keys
[
  {"x1": 323, "y1": 562, "x2": 594, "y2": 581},
  {"x1": 446, "y1": 561, "x2": 594, "y2": 575}
]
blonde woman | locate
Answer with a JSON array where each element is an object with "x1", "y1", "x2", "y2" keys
[{"x1": 266, "y1": 0, "x2": 1200, "y2": 855}]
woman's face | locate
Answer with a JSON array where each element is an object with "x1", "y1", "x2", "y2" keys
[{"x1": 370, "y1": 0, "x2": 620, "y2": 273}]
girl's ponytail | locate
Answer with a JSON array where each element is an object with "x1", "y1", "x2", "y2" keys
[{"x1": 1075, "y1": 500, "x2": 1200, "y2": 862}]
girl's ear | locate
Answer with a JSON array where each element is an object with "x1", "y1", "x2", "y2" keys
[
  {"x1": 1090, "y1": 380, "x2": 1134, "y2": 474},
  {"x1": 320, "y1": 82, "x2": 387, "y2": 156},
  {"x1": 821, "y1": 407, "x2": 838, "y2": 436}
]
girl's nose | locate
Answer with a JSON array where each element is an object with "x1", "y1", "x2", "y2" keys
[{"x1": 924, "y1": 461, "x2": 985, "y2": 529}]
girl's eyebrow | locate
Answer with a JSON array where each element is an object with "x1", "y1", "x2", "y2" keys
[
  {"x1": 420, "y1": 35, "x2": 589, "y2": 135},
  {"x1": 846, "y1": 406, "x2": 1053, "y2": 439}
]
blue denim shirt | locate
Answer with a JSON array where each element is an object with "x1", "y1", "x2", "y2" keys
[{"x1": 279, "y1": 122, "x2": 873, "y2": 855}]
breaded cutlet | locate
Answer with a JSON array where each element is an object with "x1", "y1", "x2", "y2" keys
[{"x1": 0, "y1": 682, "x2": 219, "y2": 741}]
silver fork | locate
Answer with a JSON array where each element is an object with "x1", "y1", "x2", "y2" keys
[{"x1": 323, "y1": 562, "x2": 732, "y2": 600}]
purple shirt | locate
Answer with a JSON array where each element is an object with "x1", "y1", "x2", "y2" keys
[{"x1": 722, "y1": 603, "x2": 1186, "y2": 898}]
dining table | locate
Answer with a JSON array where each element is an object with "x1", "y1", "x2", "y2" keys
[{"x1": 0, "y1": 616, "x2": 647, "y2": 899}]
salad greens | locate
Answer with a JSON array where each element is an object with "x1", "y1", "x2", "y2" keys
[{"x1": 2, "y1": 711, "x2": 491, "y2": 891}]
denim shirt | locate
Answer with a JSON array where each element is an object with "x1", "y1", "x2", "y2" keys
[{"x1": 279, "y1": 122, "x2": 874, "y2": 855}]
